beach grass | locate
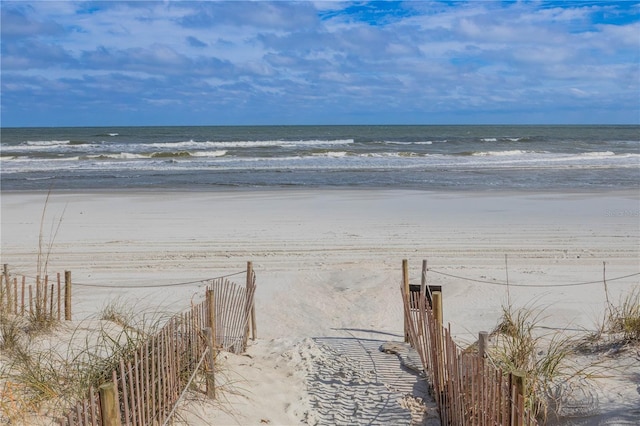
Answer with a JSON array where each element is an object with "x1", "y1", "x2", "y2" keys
[
  {"x1": 606, "y1": 286, "x2": 640, "y2": 343},
  {"x1": 490, "y1": 302, "x2": 580, "y2": 422},
  {"x1": 489, "y1": 286, "x2": 640, "y2": 424},
  {"x1": 0, "y1": 298, "x2": 167, "y2": 422}
]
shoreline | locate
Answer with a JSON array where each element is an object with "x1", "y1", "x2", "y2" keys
[{"x1": 2, "y1": 185, "x2": 639, "y2": 196}]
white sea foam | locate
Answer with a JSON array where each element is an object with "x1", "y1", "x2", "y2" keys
[
  {"x1": 149, "y1": 139, "x2": 354, "y2": 149},
  {"x1": 4, "y1": 156, "x2": 80, "y2": 162},
  {"x1": 25, "y1": 176, "x2": 56, "y2": 181},
  {"x1": 87, "y1": 153, "x2": 149, "y2": 160},
  {"x1": 362, "y1": 152, "x2": 423, "y2": 158},
  {"x1": 386, "y1": 141, "x2": 433, "y2": 145},
  {"x1": 313, "y1": 151, "x2": 348, "y2": 158},
  {"x1": 190, "y1": 150, "x2": 228, "y2": 157},
  {"x1": 481, "y1": 138, "x2": 498, "y2": 142},
  {"x1": 25, "y1": 140, "x2": 71, "y2": 146},
  {"x1": 472, "y1": 150, "x2": 538, "y2": 156},
  {"x1": 580, "y1": 151, "x2": 615, "y2": 157},
  {"x1": 14, "y1": 141, "x2": 73, "y2": 151}
]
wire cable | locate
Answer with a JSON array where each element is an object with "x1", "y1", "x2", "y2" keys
[
  {"x1": 426, "y1": 268, "x2": 639, "y2": 288},
  {"x1": 71, "y1": 270, "x2": 246, "y2": 288},
  {"x1": 161, "y1": 347, "x2": 210, "y2": 426}
]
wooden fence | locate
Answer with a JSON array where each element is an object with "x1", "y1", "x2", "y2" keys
[
  {"x1": 57, "y1": 263, "x2": 257, "y2": 426},
  {"x1": 211, "y1": 263, "x2": 257, "y2": 354},
  {"x1": 1, "y1": 264, "x2": 72, "y2": 321},
  {"x1": 401, "y1": 259, "x2": 538, "y2": 426}
]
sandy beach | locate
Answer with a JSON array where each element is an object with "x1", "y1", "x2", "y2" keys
[{"x1": 1, "y1": 189, "x2": 639, "y2": 424}]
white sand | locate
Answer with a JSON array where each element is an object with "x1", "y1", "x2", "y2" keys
[{"x1": 1, "y1": 189, "x2": 639, "y2": 424}]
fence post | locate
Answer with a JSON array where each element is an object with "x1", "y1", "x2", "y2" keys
[
  {"x1": 402, "y1": 259, "x2": 410, "y2": 343},
  {"x1": 4, "y1": 264, "x2": 12, "y2": 314},
  {"x1": 204, "y1": 289, "x2": 216, "y2": 399},
  {"x1": 420, "y1": 259, "x2": 427, "y2": 296},
  {"x1": 36, "y1": 275, "x2": 41, "y2": 318},
  {"x1": 207, "y1": 289, "x2": 216, "y2": 345},
  {"x1": 432, "y1": 291, "x2": 443, "y2": 328},
  {"x1": 99, "y1": 382, "x2": 121, "y2": 426},
  {"x1": 64, "y1": 270, "x2": 71, "y2": 321},
  {"x1": 57, "y1": 273, "x2": 61, "y2": 321},
  {"x1": 203, "y1": 327, "x2": 216, "y2": 399},
  {"x1": 247, "y1": 261, "x2": 257, "y2": 340},
  {"x1": 245, "y1": 261, "x2": 256, "y2": 341},
  {"x1": 21, "y1": 277, "x2": 25, "y2": 315},
  {"x1": 13, "y1": 278, "x2": 18, "y2": 315},
  {"x1": 478, "y1": 331, "x2": 488, "y2": 358}
]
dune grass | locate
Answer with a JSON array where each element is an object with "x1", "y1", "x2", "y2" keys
[
  {"x1": 0, "y1": 299, "x2": 166, "y2": 423},
  {"x1": 605, "y1": 286, "x2": 640, "y2": 343},
  {"x1": 489, "y1": 302, "x2": 587, "y2": 422},
  {"x1": 489, "y1": 284, "x2": 639, "y2": 424}
]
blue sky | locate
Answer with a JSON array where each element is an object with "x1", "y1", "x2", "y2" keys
[{"x1": 1, "y1": 1, "x2": 639, "y2": 127}]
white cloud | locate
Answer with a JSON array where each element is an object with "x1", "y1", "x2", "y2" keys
[{"x1": 1, "y1": 0, "x2": 638, "y2": 125}]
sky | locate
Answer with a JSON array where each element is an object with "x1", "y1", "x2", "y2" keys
[{"x1": 1, "y1": 1, "x2": 639, "y2": 127}]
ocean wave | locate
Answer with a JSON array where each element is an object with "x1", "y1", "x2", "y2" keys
[
  {"x1": 580, "y1": 151, "x2": 615, "y2": 157},
  {"x1": 149, "y1": 139, "x2": 355, "y2": 149},
  {"x1": 312, "y1": 151, "x2": 348, "y2": 158},
  {"x1": 190, "y1": 150, "x2": 228, "y2": 158},
  {"x1": 472, "y1": 150, "x2": 542, "y2": 157},
  {"x1": 6, "y1": 141, "x2": 95, "y2": 152},
  {"x1": 3, "y1": 159, "x2": 637, "y2": 177},
  {"x1": 3, "y1": 156, "x2": 80, "y2": 162},
  {"x1": 84, "y1": 150, "x2": 229, "y2": 159},
  {"x1": 3, "y1": 148, "x2": 638, "y2": 176},
  {"x1": 362, "y1": 152, "x2": 420, "y2": 158},
  {"x1": 385, "y1": 140, "x2": 434, "y2": 145},
  {"x1": 25, "y1": 140, "x2": 71, "y2": 146},
  {"x1": 25, "y1": 176, "x2": 57, "y2": 181},
  {"x1": 87, "y1": 153, "x2": 149, "y2": 160},
  {"x1": 150, "y1": 151, "x2": 192, "y2": 158},
  {"x1": 480, "y1": 137, "x2": 532, "y2": 142}
]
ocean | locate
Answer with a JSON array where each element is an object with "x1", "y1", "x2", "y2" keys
[{"x1": 1, "y1": 125, "x2": 638, "y2": 191}]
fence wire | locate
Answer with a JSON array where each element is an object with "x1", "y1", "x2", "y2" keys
[{"x1": 427, "y1": 268, "x2": 639, "y2": 288}]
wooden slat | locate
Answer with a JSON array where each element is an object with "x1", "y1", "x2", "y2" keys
[
  {"x1": 57, "y1": 273, "x2": 62, "y2": 321},
  {"x1": 90, "y1": 386, "x2": 99, "y2": 426},
  {"x1": 82, "y1": 398, "x2": 89, "y2": 425},
  {"x1": 119, "y1": 358, "x2": 130, "y2": 426},
  {"x1": 144, "y1": 339, "x2": 151, "y2": 426},
  {"x1": 133, "y1": 351, "x2": 143, "y2": 426},
  {"x1": 21, "y1": 276, "x2": 25, "y2": 315}
]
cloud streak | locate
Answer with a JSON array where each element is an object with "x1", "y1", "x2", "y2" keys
[{"x1": 1, "y1": 1, "x2": 638, "y2": 126}]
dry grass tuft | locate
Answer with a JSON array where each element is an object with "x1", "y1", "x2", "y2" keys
[
  {"x1": 0, "y1": 313, "x2": 25, "y2": 354},
  {"x1": 0, "y1": 298, "x2": 168, "y2": 422},
  {"x1": 490, "y1": 302, "x2": 581, "y2": 422},
  {"x1": 605, "y1": 287, "x2": 640, "y2": 343}
]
